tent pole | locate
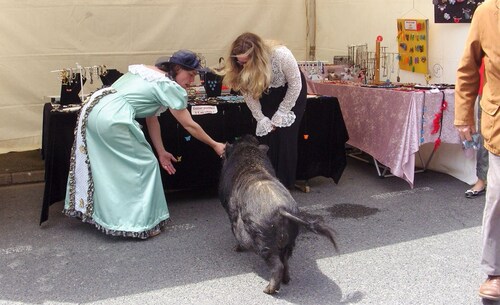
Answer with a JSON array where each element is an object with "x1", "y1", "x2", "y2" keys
[{"x1": 306, "y1": 0, "x2": 316, "y2": 61}]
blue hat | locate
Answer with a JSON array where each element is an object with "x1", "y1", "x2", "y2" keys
[{"x1": 155, "y1": 50, "x2": 202, "y2": 71}]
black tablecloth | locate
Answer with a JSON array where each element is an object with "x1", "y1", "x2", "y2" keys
[
  {"x1": 138, "y1": 103, "x2": 256, "y2": 190},
  {"x1": 40, "y1": 103, "x2": 77, "y2": 224},
  {"x1": 297, "y1": 96, "x2": 349, "y2": 183},
  {"x1": 40, "y1": 97, "x2": 348, "y2": 224}
]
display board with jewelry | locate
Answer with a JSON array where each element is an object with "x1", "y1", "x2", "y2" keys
[
  {"x1": 304, "y1": 39, "x2": 454, "y2": 91},
  {"x1": 299, "y1": 43, "x2": 399, "y2": 86},
  {"x1": 297, "y1": 61, "x2": 327, "y2": 81},
  {"x1": 187, "y1": 58, "x2": 245, "y2": 107},
  {"x1": 186, "y1": 85, "x2": 244, "y2": 106},
  {"x1": 346, "y1": 40, "x2": 400, "y2": 85},
  {"x1": 48, "y1": 64, "x2": 123, "y2": 112}
]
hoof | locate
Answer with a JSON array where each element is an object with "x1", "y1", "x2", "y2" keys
[
  {"x1": 232, "y1": 244, "x2": 244, "y2": 252},
  {"x1": 264, "y1": 284, "x2": 279, "y2": 295},
  {"x1": 282, "y1": 274, "x2": 290, "y2": 284}
]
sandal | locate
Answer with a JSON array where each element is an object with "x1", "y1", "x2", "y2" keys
[{"x1": 465, "y1": 188, "x2": 486, "y2": 198}]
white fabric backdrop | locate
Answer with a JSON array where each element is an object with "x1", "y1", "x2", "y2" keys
[
  {"x1": 0, "y1": 0, "x2": 476, "y2": 184},
  {"x1": 0, "y1": 0, "x2": 308, "y2": 153}
]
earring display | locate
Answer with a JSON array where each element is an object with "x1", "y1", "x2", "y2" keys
[
  {"x1": 51, "y1": 65, "x2": 123, "y2": 108},
  {"x1": 297, "y1": 61, "x2": 326, "y2": 81},
  {"x1": 59, "y1": 72, "x2": 86, "y2": 105},
  {"x1": 200, "y1": 65, "x2": 224, "y2": 98},
  {"x1": 397, "y1": 19, "x2": 429, "y2": 74},
  {"x1": 434, "y1": 0, "x2": 484, "y2": 23},
  {"x1": 99, "y1": 68, "x2": 123, "y2": 87}
]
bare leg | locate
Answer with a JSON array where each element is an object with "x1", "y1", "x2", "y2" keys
[{"x1": 472, "y1": 178, "x2": 487, "y2": 191}]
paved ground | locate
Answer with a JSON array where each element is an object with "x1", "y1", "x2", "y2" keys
[{"x1": 0, "y1": 157, "x2": 498, "y2": 305}]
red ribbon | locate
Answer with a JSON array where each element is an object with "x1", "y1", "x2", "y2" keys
[{"x1": 431, "y1": 93, "x2": 447, "y2": 151}]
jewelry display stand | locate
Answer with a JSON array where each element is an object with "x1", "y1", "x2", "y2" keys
[
  {"x1": 59, "y1": 73, "x2": 86, "y2": 105},
  {"x1": 51, "y1": 65, "x2": 123, "y2": 105}
]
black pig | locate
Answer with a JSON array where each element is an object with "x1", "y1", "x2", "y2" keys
[{"x1": 218, "y1": 135, "x2": 337, "y2": 294}]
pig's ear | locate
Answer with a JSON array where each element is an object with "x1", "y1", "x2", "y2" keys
[{"x1": 258, "y1": 144, "x2": 269, "y2": 154}]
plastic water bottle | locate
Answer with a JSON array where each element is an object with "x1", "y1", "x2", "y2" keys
[
  {"x1": 464, "y1": 147, "x2": 475, "y2": 158},
  {"x1": 463, "y1": 134, "x2": 480, "y2": 158}
]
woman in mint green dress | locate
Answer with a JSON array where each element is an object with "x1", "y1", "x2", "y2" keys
[{"x1": 63, "y1": 50, "x2": 226, "y2": 239}]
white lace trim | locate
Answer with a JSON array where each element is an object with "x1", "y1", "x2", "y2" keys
[
  {"x1": 256, "y1": 117, "x2": 274, "y2": 137},
  {"x1": 271, "y1": 110, "x2": 296, "y2": 127},
  {"x1": 128, "y1": 64, "x2": 168, "y2": 82}
]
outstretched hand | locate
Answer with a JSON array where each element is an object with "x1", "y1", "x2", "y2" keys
[
  {"x1": 214, "y1": 142, "x2": 226, "y2": 159},
  {"x1": 158, "y1": 151, "x2": 178, "y2": 175}
]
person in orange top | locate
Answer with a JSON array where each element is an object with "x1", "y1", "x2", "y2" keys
[{"x1": 454, "y1": 0, "x2": 500, "y2": 300}]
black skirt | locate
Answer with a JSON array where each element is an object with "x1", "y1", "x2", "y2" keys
[{"x1": 259, "y1": 71, "x2": 307, "y2": 188}]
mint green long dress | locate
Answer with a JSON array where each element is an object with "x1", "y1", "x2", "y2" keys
[{"x1": 63, "y1": 65, "x2": 187, "y2": 239}]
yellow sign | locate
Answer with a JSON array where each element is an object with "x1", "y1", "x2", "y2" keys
[{"x1": 397, "y1": 19, "x2": 428, "y2": 74}]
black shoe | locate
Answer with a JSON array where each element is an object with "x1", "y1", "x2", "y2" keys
[{"x1": 465, "y1": 188, "x2": 486, "y2": 198}]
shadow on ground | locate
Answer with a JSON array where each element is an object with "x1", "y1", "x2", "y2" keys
[{"x1": 0, "y1": 158, "x2": 486, "y2": 304}]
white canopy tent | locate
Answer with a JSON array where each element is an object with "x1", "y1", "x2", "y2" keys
[{"x1": 0, "y1": 0, "x2": 476, "y2": 184}]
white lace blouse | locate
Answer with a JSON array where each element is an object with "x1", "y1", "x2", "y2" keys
[{"x1": 243, "y1": 46, "x2": 302, "y2": 136}]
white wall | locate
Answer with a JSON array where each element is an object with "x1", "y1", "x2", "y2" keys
[{"x1": 315, "y1": 0, "x2": 470, "y2": 85}]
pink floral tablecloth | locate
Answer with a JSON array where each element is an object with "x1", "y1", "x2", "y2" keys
[{"x1": 307, "y1": 81, "x2": 459, "y2": 188}]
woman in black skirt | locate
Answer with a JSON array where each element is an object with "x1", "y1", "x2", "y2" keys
[{"x1": 224, "y1": 32, "x2": 307, "y2": 188}]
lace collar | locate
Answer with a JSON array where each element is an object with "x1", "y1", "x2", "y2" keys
[{"x1": 128, "y1": 64, "x2": 169, "y2": 82}]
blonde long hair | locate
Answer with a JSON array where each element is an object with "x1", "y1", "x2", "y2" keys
[{"x1": 223, "y1": 32, "x2": 278, "y2": 100}]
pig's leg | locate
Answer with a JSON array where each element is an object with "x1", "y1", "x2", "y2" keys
[
  {"x1": 280, "y1": 247, "x2": 292, "y2": 284},
  {"x1": 264, "y1": 254, "x2": 283, "y2": 294}
]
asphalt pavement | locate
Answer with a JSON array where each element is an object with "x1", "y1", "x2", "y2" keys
[{"x1": 0, "y1": 157, "x2": 498, "y2": 305}]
